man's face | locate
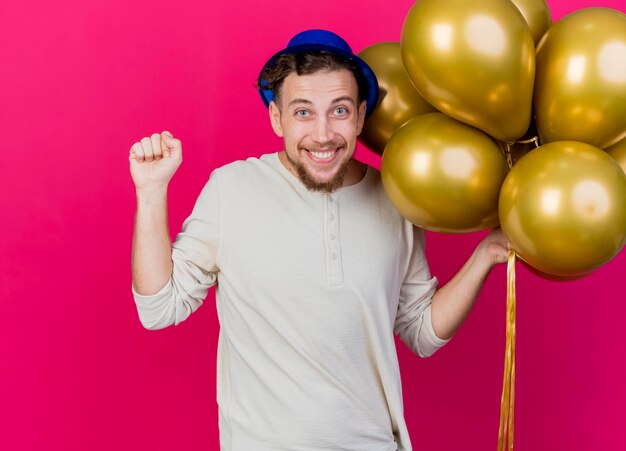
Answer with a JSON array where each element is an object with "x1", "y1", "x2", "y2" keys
[{"x1": 269, "y1": 69, "x2": 367, "y2": 193}]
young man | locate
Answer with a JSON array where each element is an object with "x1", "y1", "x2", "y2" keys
[{"x1": 129, "y1": 29, "x2": 509, "y2": 451}]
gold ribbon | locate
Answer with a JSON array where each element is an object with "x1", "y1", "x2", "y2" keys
[{"x1": 498, "y1": 250, "x2": 517, "y2": 451}]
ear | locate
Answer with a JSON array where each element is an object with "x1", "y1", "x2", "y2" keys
[
  {"x1": 356, "y1": 100, "x2": 367, "y2": 135},
  {"x1": 269, "y1": 101, "x2": 284, "y2": 137}
]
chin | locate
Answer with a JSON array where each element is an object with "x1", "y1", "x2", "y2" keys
[{"x1": 296, "y1": 160, "x2": 350, "y2": 193}]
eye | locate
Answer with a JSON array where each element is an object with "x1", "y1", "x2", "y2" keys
[
  {"x1": 334, "y1": 106, "x2": 349, "y2": 116},
  {"x1": 295, "y1": 109, "x2": 310, "y2": 118}
]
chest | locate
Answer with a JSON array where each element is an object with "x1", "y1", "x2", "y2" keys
[{"x1": 218, "y1": 187, "x2": 407, "y2": 293}]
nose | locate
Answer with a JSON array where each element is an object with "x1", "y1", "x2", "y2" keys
[{"x1": 312, "y1": 116, "x2": 335, "y2": 144}]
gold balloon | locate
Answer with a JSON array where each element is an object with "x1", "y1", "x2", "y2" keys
[
  {"x1": 401, "y1": 0, "x2": 535, "y2": 142},
  {"x1": 499, "y1": 141, "x2": 626, "y2": 277},
  {"x1": 357, "y1": 42, "x2": 437, "y2": 155},
  {"x1": 509, "y1": 0, "x2": 552, "y2": 45},
  {"x1": 534, "y1": 8, "x2": 626, "y2": 149},
  {"x1": 606, "y1": 137, "x2": 626, "y2": 174},
  {"x1": 381, "y1": 112, "x2": 509, "y2": 233}
]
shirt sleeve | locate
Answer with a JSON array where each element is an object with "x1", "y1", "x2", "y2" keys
[
  {"x1": 132, "y1": 170, "x2": 221, "y2": 330},
  {"x1": 393, "y1": 225, "x2": 449, "y2": 357}
]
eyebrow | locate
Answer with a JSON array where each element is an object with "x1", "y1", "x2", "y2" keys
[
  {"x1": 288, "y1": 98, "x2": 313, "y2": 108},
  {"x1": 287, "y1": 96, "x2": 356, "y2": 109},
  {"x1": 331, "y1": 96, "x2": 356, "y2": 106}
]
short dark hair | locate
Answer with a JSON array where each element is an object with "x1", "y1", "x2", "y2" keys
[{"x1": 258, "y1": 50, "x2": 369, "y2": 108}]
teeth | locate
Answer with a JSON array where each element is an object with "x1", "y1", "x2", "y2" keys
[{"x1": 310, "y1": 150, "x2": 335, "y2": 159}]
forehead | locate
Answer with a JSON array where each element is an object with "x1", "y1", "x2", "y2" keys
[{"x1": 279, "y1": 69, "x2": 358, "y2": 108}]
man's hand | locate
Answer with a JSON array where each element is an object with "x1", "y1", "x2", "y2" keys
[
  {"x1": 476, "y1": 228, "x2": 512, "y2": 267},
  {"x1": 129, "y1": 131, "x2": 182, "y2": 191}
]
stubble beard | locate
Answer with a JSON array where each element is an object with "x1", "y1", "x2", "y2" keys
[{"x1": 285, "y1": 149, "x2": 351, "y2": 194}]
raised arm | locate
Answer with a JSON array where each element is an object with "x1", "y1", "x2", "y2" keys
[{"x1": 129, "y1": 131, "x2": 182, "y2": 295}]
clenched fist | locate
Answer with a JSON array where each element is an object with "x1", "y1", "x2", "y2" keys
[{"x1": 129, "y1": 131, "x2": 182, "y2": 191}]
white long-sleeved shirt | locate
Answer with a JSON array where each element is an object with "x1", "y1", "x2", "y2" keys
[{"x1": 133, "y1": 153, "x2": 448, "y2": 450}]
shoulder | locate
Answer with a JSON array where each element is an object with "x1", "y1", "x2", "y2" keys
[
  {"x1": 359, "y1": 166, "x2": 400, "y2": 215},
  {"x1": 363, "y1": 166, "x2": 420, "y2": 235},
  {"x1": 211, "y1": 153, "x2": 279, "y2": 183},
  {"x1": 199, "y1": 153, "x2": 289, "y2": 204}
]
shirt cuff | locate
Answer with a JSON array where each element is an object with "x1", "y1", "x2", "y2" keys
[
  {"x1": 423, "y1": 305, "x2": 451, "y2": 350},
  {"x1": 132, "y1": 278, "x2": 173, "y2": 302}
]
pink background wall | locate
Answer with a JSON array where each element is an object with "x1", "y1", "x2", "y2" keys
[{"x1": 1, "y1": 1, "x2": 624, "y2": 449}]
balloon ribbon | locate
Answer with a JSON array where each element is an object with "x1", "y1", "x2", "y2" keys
[{"x1": 498, "y1": 250, "x2": 516, "y2": 451}]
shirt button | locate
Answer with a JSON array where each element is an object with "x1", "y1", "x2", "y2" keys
[
  {"x1": 331, "y1": 252, "x2": 337, "y2": 260},
  {"x1": 329, "y1": 214, "x2": 335, "y2": 221},
  {"x1": 329, "y1": 234, "x2": 336, "y2": 240}
]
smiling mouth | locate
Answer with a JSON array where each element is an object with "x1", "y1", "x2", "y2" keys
[
  {"x1": 309, "y1": 149, "x2": 335, "y2": 158},
  {"x1": 305, "y1": 147, "x2": 341, "y2": 162}
]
